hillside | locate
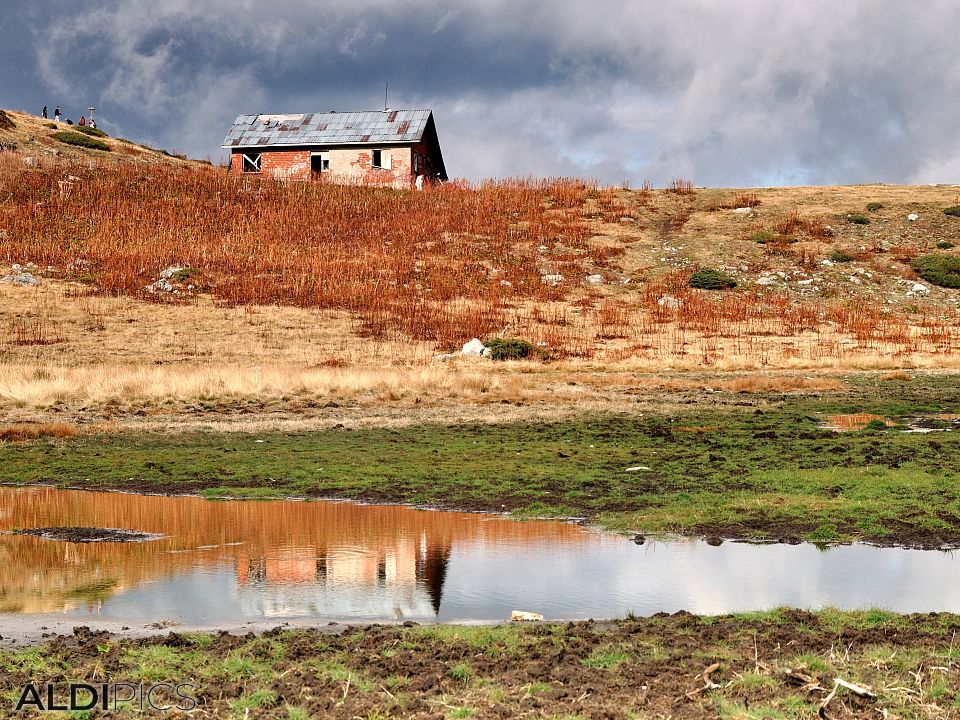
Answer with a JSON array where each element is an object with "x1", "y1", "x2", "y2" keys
[
  {"x1": 0, "y1": 108, "x2": 203, "y2": 167},
  {"x1": 3, "y1": 106, "x2": 960, "y2": 428}
]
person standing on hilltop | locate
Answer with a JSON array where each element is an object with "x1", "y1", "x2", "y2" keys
[
  {"x1": 54, "y1": 106, "x2": 61, "y2": 123},
  {"x1": 79, "y1": 115, "x2": 86, "y2": 126},
  {"x1": 42, "y1": 106, "x2": 48, "y2": 119}
]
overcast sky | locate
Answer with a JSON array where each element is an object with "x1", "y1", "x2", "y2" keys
[{"x1": 4, "y1": 0, "x2": 960, "y2": 186}]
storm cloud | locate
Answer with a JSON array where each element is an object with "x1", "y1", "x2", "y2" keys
[{"x1": 5, "y1": 0, "x2": 960, "y2": 185}]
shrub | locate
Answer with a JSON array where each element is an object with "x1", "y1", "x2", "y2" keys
[
  {"x1": 863, "y1": 419, "x2": 889, "y2": 432},
  {"x1": 865, "y1": 202, "x2": 884, "y2": 212},
  {"x1": 944, "y1": 206, "x2": 960, "y2": 217},
  {"x1": 912, "y1": 254, "x2": 960, "y2": 288},
  {"x1": 44, "y1": 122, "x2": 58, "y2": 129},
  {"x1": 830, "y1": 250, "x2": 854, "y2": 263},
  {"x1": 0, "y1": 110, "x2": 15, "y2": 130},
  {"x1": 483, "y1": 337, "x2": 537, "y2": 361},
  {"x1": 751, "y1": 230, "x2": 774, "y2": 244},
  {"x1": 72, "y1": 124, "x2": 108, "y2": 138},
  {"x1": 54, "y1": 131, "x2": 110, "y2": 151},
  {"x1": 937, "y1": 241, "x2": 955, "y2": 249},
  {"x1": 689, "y1": 268, "x2": 737, "y2": 290},
  {"x1": 846, "y1": 213, "x2": 870, "y2": 225}
]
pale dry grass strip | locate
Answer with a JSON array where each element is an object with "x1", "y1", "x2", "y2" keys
[{"x1": 0, "y1": 363, "x2": 517, "y2": 408}]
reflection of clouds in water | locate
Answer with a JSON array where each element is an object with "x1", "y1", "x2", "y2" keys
[
  {"x1": 5, "y1": 486, "x2": 960, "y2": 623},
  {"x1": 440, "y1": 540, "x2": 960, "y2": 620}
]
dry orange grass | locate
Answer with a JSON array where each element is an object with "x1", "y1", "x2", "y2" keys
[{"x1": 0, "y1": 421, "x2": 78, "y2": 442}]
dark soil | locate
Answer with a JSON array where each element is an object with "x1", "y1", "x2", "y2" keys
[
  {"x1": 2, "y1": 611, "x2": 959, "y2": 718},
  {"x1": 16, "y1": 526, "x2": 161, "y2": 543}
]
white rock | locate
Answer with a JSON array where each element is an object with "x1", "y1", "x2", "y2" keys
[
  {"x1": 0, "y1": 272, "x2": 39, "y2": 286},
  {"x1": 849, "y1": 276, "x2": 862, "y2": 284},
  {"x1": 657, "y1": 295, "x2": 681, "y2": 309},
  {"x1": 584, "y1": 274, "x2": 603, "y2": 285},
  {"x1": 732, "y1": 207, "x2": 752, "y2": 215},
  {"x1": 912, "y1": 283, "x2": 930, "y2": 294},
  {"x1": 144, "y1": 279, "x2": 174, "y2": 293},
  {"x1": 461, "y1": 338, "x2": 488, "y2": 357},
  {"x1": 908, "y1": 214, "x2": 919, "y2": 222},
  {"x1": 159, "y1": 266, "x2": 184, "y2": 280},
  {"x1": 541, "y1": 273, "x2": 563, "y2": 285},
  {"x1": 625, "y1": 466, "x2": 651, "y2": 472},
  {"x1": 11, "y1": 263, "x2": 22, "y2": 273},
  {"x1": 756, "y1": 276, "x2": 778, "y2": 287},
  {"x1": 797, "y1": 279, "x2": 815, "y2": 286},
  {"x1": 821, "y1": 259, "x2": 834, "y2": 267}
]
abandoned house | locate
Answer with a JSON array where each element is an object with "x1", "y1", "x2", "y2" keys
[{"x1": 221, "y1": 109, "x2": 447, "y2": 187}]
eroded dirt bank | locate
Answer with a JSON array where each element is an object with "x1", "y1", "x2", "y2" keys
[{"x1": 2, "y1": 611, "x2": 959, "y2": 718}]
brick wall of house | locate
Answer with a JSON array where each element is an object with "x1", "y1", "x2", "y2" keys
[{"x1": 230, "y1": 146, "x2": 415, "y2": 187}]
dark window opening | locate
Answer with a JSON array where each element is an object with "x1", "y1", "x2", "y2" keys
[
  {"x1": 241, "y1": 152, "x2": 261, "y2": 173},
  {"x1": 371, "y1": 149, "x2": 382, "y2": 168},
  {"x1": 311, "y1": 153, "x2": 330, "y2": 175}
]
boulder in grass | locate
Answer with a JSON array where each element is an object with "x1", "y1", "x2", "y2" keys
[{"x1": 460, "y1": 338, "x2": 490, "y2": 357}]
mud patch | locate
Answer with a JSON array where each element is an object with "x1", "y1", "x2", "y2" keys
[{"x1": 16, "y1": 526, "x2": 162, "y2": 543}]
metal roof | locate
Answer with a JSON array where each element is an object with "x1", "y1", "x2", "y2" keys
[{"x1": 222, "y1": 109, "x2": 434, "y2": 148}]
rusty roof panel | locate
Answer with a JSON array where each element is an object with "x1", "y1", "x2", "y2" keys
[{"x1": 222, "y1": 109, "x2": 433, "y2": 148}]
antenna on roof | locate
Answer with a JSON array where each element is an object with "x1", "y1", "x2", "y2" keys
[{"x1": 384, "y1": 82, "x2": 389, "y2": 112}]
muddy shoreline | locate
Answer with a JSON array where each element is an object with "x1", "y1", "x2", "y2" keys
[{"x1": 3, "y1": 611, "x2": 960, "y2": 718}]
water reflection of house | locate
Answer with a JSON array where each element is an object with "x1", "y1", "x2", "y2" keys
[{"x1": 235, "y1": 531, "x2": 450, "y2": 617}]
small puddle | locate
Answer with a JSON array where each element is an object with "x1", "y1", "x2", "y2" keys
[
  {"x1": 821, "y1": 413, "x2": 894, "y2": 432},
  {"x1": 2, "y1": 487, "x2": 960, "y2": 624}
]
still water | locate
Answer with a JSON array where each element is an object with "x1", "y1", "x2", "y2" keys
[{"x1": 2, "y1": 487, "x2": 960, "y2": 624}]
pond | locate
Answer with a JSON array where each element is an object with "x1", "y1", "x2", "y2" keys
[{"x1": 2, "y1": 487, "x2": 959, "y2": 625}]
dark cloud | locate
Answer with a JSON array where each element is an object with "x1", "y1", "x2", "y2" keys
[{"x1": 7, "y1": 0, "x2": 960, "y2": 184}]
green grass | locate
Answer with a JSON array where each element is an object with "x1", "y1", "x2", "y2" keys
[
  {"x1": 3, "y1": 374, "x2": 960, "y2": 544},
  {"x1": 944, "y1": 206, "x2": 960, "y2": 217},
  {"x1": 846, "y1": 213, "x2": 870, "y2": 225},
  {"x1": 830, "y1": 249, "x2": 854, "y2": 263}
]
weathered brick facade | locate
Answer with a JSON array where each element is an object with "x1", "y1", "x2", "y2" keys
[{"x1": 230, "y1": 145, "x2": 419, "y2": 187}]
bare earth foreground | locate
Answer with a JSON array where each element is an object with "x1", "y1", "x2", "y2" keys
[{"x1": 4, "y1": 108, "x2": 960, "y2": 717}]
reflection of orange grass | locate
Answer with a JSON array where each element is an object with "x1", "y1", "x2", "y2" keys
[
  {"x1": 822, "y1": 413, "x2": 894, "y2": 432},
  {"x1": 0, "y1": 487, "x2": 589, "y2": 613}
]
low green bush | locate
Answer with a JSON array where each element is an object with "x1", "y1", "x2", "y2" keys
[
  {"x1": 751, "y1": 231, "x2": 774, "y2": 244},
  {"x1": 72, "y1": 124, "x2": 108, "y2": 138},
  {"x1": 54, "y1": 131, "x2": 110, "y2": 151},
  {"x1": 846, "y1": 214, "x2": 870, "y2": 225},
  {"x1": 944, "y1": 206, "x2": 960, "y2": 217},
  {"x1": 866, "y1": 202, "x2": 884, "y2": 212},
  {"x1": 483, "y1": 338, "x2": 538, "y2": 361},
  {"x1": 689, "y1": 268, "x2": 737, "y2": 290},
  {"x1": 912, "y1": 254, "x2": 960, "y2": 288},
  {"x1": 863, "y1": 419, "x2": 889, "y2": 432},
  {"x1": 937, "y1": 241, "x2": 955, "y2": 249},
  {"x1": 830, "y1": 250, "x2": 854, "y2": 263},
  {"x1": 44, "y1": 122, "x2": 58, "y2": 130}
]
